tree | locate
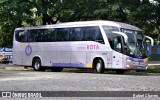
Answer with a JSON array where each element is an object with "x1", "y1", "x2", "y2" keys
[{"x1": 0, "y1": 0, "x2": 159, "y2": 47}]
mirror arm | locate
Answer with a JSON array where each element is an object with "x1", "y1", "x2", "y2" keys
[
  {"x1": 145, "y1": 36, "x2": 154, "y2": 46},
  {"x1": 112, "y1": 31, "x2": 128, "y2": 44}
]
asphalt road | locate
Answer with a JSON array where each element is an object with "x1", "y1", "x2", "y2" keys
[
  {"x1": 0, "y1": 68, "x2": 160, "y2": 91},
  {"x1": 0, "y1": 68, "x2": 160, "y2": 99}
]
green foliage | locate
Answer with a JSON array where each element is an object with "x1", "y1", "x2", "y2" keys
[
  {"x1": 147, "y1": 66, "x2": 160, "y2": 73},
  {"x1": 0, "y1": 0, "x2": 159, "y2": 47}
]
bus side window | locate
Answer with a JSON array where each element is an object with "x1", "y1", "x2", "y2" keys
[
  {"x1": 70, "y1": 28, "x2": 81, "y2": 41},
  {"x1": 85, "y1": 28, "x2": 95, "y2": 41},
  {"x1": 49, "y1": 29, "x2": 56, "y2": 42},
  {"x1": 15, "y1": 30, "x2": 28, "y2": 42},
  {"x1": 56, "y1": 28, "x2": 70, "y2": 41},
  {"x1": 56, "y1": 29, "x2": 64, "y2": 41},
  {"x1": 95, "y1": 28, "x2": 104, "y2": 43},
  {"x1": 41, "y1": 29, "x2": 48, "y2": 42},
  {"x1": 69, "y1": 28, "x2": 76, "y2": 41},
  {"x1": 39, "y1": 29, "x2": 56, "y2": 42},
  {"x1": 28, "y1": 29, "x2": 40, "y2": 42},
  {"x1": 76, "y1": 28, "x2": 83, "y2": 41},
  {"x1": 85, "y1": 26, "x2": 102, "y2": 42},
  {"x1": 36, "y1": 29, "x2": 43, "y2": 42}
]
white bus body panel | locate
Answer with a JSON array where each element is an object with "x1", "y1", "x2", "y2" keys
[
  {"x1": 112, "y1": 51, "x2": 123, "y2": 69},
  {"x1": 70, "y1": 42, "x2": 87, "y2": 68}
]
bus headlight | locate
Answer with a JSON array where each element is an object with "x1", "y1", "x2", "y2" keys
[
  {"x1": 123, "y1": 56, "x2": 131, "y2": 62},
  {"x1": 127, "y1": 59, "x2": 131, "y2": 62},
  {"x1": 126, "y1": 65, "x2": 130, "y2": 68},
  {"x1": 122, "y1": 56, "x2": 127, "y2": 60}
]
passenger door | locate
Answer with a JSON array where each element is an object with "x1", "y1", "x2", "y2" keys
[{"x1": 112, "y1": 36, "x2": 123, "y2": 69}]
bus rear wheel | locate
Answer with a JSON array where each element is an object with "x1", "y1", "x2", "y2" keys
[
  {"x1": 51, "y1": 67, "x2": 63, "y2": 72},
  {"x1": 95, "y1": 59, "x2": 104, "y2": 73},
  {"x1": 32, "y1": 58, "x2": 44, "y2": 71}
]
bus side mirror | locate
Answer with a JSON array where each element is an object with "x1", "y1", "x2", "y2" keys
[
  {"x1": 112, "y1": 31, "x2": 128, "y2": 44},
  {"x1": 145, "y1": 36, "x2": 154, "y2": 46}
]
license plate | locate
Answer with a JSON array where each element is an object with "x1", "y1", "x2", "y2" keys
[{"x1": 137, "y1": 66, "x2": 142, "y2": 69}]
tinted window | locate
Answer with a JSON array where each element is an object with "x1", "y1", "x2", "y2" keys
[
  {"x1": 47, "y1": 29, "x2": 56, "y2": 42},
  {"x1": 70, "y1": 28, "x2": 83, "y2": 41},
  {"x1": 39, "y1": 29, "x2": 56, "y2": 42},
  {"x1": 70, "y1": 26, "x2": 103, "y2": 42},
  {"x1": 41, "y1": 29, "x2": 56, "y2": 42},
  {"x1": 28, "y1": 29, "x2": 39, "y2": 42},
  {"x1": 15, "y1": 30, "x2": 28, "y2": 42},
  {"x1": 56, "y1": 28, "x2": 70, "y2": 41},
  {"x1": 15, "y1": 27, "x2": 103, "y2": 42},
  {"x1": 27, "y1": 29, "x2": 56, "y2": 42},
  {"x1": 85, "y1": 27, "x2": 96, "y2": 41},
  {"x1": 85, "y1": 26, "x2": 103, "y2": 41}
]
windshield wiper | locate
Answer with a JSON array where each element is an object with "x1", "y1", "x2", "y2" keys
[{"x1": 129, "y1": 42, "x2": 136, "y2": 44}]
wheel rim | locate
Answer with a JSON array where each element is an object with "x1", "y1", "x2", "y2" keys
[
  {"x1": 96, "y1": 61, "x2": 101, "y2": 72},
  {"x1": 34, "y1": 61, "x2": 40, "y2": 70}
]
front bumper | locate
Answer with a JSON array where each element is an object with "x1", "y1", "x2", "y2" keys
[
  {"x1": 124, "y1": 57, "x2": 148, "y2": 70},
  {"x1": 126, "y1": 61, "x2": 148, "y2": 70}
]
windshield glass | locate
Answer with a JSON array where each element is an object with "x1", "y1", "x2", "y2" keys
[
  {"x1": 121, "y1": 29, "x2": 147, "y2": 58},
  {"x1": 121, "y1": 29, "x2": 137, "y2": 57},
  {"x1": 103, "y1": 26, "x2": 148, "y2": 58},
  {"x1": 136, "y1": 31, "x2": 148, "y2": 58}
]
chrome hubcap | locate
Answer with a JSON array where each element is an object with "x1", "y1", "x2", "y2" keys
[
  {"x1": 35, "y1": 61, "x2": 40, "y2": 70},
  {"x1": 96, "y1": 62, "x2": 101, "y2": 71}
]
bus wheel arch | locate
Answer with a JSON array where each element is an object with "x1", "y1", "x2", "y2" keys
[
  {"x1": 93, "y1": 57, "x2": 105, "y2": 73},
  {"x1": 32, "y1": 57, "x2": 44, "y2": 71}
]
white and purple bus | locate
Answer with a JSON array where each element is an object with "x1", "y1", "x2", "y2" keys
[{"x1": 13, "y1": 20, "x2": 154, "y2": 74}]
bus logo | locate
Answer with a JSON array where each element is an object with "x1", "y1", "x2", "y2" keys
[
  {"x1": 87, "y1": 44, "x2": 99, "y2": 50},
  {"x1": 2, "y1": 92, "x2": 11, "y2": 97},
  {"x1": 25, "y1": 44, "x2": 32, "y2": 56}
]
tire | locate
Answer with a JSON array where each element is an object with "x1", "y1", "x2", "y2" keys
[
  {"x1": 51, "y1": 67, "x2": 63, "y2": 72},
  {"x1": 116, "y1": 70, "x2": 124, "y2": 74},
  {"x1": 32, "y1": 59, "x2": 44, "y2": 71},
  {"x1": 95, "y1": 59, "x2": 104, "y2": 73}
]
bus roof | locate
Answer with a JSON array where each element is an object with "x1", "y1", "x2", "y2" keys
[{"x1": 15, "y1": 20, "x2": 141, "y2": 31}]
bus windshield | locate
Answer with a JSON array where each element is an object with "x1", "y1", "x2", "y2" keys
[
  {"x1": 121, "y1": 29, "x2": 148, "y2": 58},
  {"x1": 102, "y1": 26, "x2": 148, "y2": 58}
]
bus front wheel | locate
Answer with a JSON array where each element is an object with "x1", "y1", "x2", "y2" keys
[
  {"x1": 32, "y1": 59, "x2": 44, "y2": 71},
  {"x1": 95, "y1": 59, "x2": 104, "y2": 73}
]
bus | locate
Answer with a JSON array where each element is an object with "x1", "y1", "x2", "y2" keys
[
  {"x1": 13, "y1": 20, "x2": 154, "y2": 74},
  {"x1": 0, "y1": 47, "x2": 13, "y2": 64}
]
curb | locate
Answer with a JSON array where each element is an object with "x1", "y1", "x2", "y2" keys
[{"x1": 0, "y1": 67, "x2": 33, "y2": 71}]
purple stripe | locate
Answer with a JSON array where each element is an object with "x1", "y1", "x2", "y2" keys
[
  {"x1": 129, "y1": 57, "x2": 143, "y2": 62},
  {"x1": 52, "y1": 63, "x2": 85, "y2": 68}
]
